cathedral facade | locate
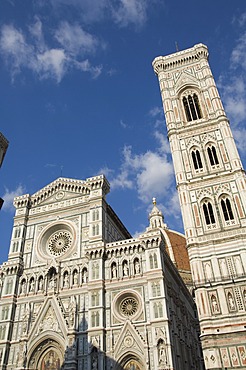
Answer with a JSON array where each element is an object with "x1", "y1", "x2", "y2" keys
[
  {"x1": 0, "y1": 175, "x2": 203, "y2": 369},
  {"x1": 153, "y1": 43, "x2": 246, "y2": 369}
]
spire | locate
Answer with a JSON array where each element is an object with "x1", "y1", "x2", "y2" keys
[{"x1": 148, "y1": 198, "x2": 166, "y2": 229}]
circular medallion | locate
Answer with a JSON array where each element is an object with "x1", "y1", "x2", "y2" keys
[
  {"x1": 55, "y1": 191, "x2": 65, "y2": 200},
  {"x1": 123, "y1": 336, "x2": 134, "y2": 348}
]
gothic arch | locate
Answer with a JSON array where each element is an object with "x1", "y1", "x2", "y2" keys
[
  {"x1": 27, "y1": 337, "x2": 65, "y2": 370},
  {"x1": 218, "y1": 193, "x2": 236, "y2": 223},
  {"x1": 117, "y1": 354, "x2": 145, "y2": 370},
  {"x1": 179, "y1": 88, "x2": 203, "y2": 122},
  {"x1": 205, "y1": 141, "x2": 220, "y2": 167},
  {"x1": 200, "y1": 198, "x2": 216, "y2": 226}
]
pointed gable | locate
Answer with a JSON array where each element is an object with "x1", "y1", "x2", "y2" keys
[{"x1": 114, "y1": 320, "x2": 145, "y2": 360}]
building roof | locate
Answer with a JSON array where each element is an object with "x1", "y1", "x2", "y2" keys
[{"x1": 0, "y1": 132, "x2": 9, "y2": 168}]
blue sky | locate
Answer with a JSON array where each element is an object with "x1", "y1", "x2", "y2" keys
[{"x1": 0, "y1": 0, "x2": 246, "y2": 264}]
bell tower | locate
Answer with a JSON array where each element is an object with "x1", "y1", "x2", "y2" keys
[{"x1": 153, "y1": 44, "x2": 246, "y2": 369}]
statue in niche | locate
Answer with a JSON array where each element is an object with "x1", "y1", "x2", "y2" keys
[
  {"x1": 48, "y1": 270, "x2": 57, "y2": 291},
  {"x1": 38, "y1": 277, "x2": 43, "y2": 291},
  {"x1": 134, "y1": 259, "x2": 140, "y2": 274},
  {"x1": 63, "y1": 273, "x2": 69, "y2": 288},
  {"x1": 243, "y1": 289, "x2": 246, "y2": 305},
  {"x1": 111, "y1": 264, "x2": 117, "y2": 278},
  {"x1": 123, "y1": 262, "x2": 128, "y2": 277},
  {"x1": 73, "y1": 271, "x2": 78, "y2": 285},
  {"x1": 211, "y1": 295, "x2": 219, "y2": 313},
  {"x1": 228, "y1": 292, "x2": 236, "y2": 310},
  {"x1": 158, "y1": 340, "x2": 167, "y2": 365},
  {"x1": 91, "y1": 350, "x2": 98, "y2": 370},
  {"x1": 82, "y1": 268, "x2": 88, "y2": 283},
  {"x1": 29, "y1": 279, "x2": 35, "y2": 292},
  {"x1": 21, "y1": 280, "x2": 27, "y2": 295}
]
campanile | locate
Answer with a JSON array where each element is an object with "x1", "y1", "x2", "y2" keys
[{"x1": 153, "y1": 44, "x2": 246, "y2": 369}]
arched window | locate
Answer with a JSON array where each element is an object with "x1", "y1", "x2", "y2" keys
[
  {"x1": 207, "y1": 145, "x2": 219, "y2": 166},
  {"x1": 92, "y1": 311, "x2": 100, "y2": 327},
  {"x1": 221, "y1": 198, "x2": 234, "y2": 221},
  {"x1": 92, "y1": 263, "x2": 99, "y2": 279},
  {"x1": 191, "y1": 149, "x2": 203, "y2": 170},
  {"x1": 149, "y1": 254, "x2": 153, "y2": 269},
  {"x1": 152, "y1": 282, "x2": 161, "y2": 297},
  {"x1": 153, "y1": 253, "x2": 158, "y2": 268},
  {"x1": 6, "y1": 279, "x2": 13, "y2": 295},
  {"x1": 203, "y1": 201, "x2": 215, "y2": 225},
  {"x1": 154, "y1": 302, "x2": 163, "y2": 318},
  {"x1": 91, "y1": 291, "x2": 99, "y2": 307},
  {"x1": 183, "y1": 93, "x2": 202, "y2": 121},
  {"x1": 12, "y1": 242, "x2": 18, "y2": 253}
]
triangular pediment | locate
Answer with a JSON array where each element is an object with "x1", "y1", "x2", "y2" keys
[
  {"x1": 30, "y1": 177, "x2": 91, "y2": 207},
  {"x1": 114, "y1": 320, "x2": 145, "y2": 359},
  {"x1": 174, "y1": 70, "x2": 199, "y2": 93},
  {"x1": 28, "y1": 296, "x2": 68, "y2": 342},
  {"x1": 14, "y1": 175, "x2": 109, "y2": 209}
]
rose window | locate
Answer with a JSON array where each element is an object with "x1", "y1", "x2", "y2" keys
[
  {"x1": 48, "y1": 230, "x2": 72, "y2": 256},
  {"x1": 120, "y1": 297, "x2": 138, "y2": 317}
]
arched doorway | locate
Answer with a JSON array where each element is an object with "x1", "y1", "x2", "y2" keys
[
  {"x1": 28, "y1": 339, "x2": 64, "y2": 370},
  {"x1": 123, "y1": 359, "x2": 142, "y2": 370},
  {"x1": 118, "y1": 354, "x2": 144, "y2": 370}
]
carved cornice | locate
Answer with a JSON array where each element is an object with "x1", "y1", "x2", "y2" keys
[{"x1": 152, "y1": 43, "x2": 209, "y2": 75}]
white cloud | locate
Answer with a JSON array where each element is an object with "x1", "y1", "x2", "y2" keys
[
  {"x1": 2, "y1": 185, "x2": 25, "y2": 212},
  {"x1": 218, "y1": 29, "x2": 246, "y2": 155},
  {"x1": 36, "y1": 48, "x2": 67, "y2": 82},
  {"x1": 120, "y1": 119, "x2": 128, "y2": 129},
  {"x1": 0, "y1": 24, "x2": 33, "y2": 78},
  {"x1": 230, "y1": 32, "x2": 246, "y2": 71},
  {"x1": 0, "y1": 21, "x2": 103, "y2": 82},
  {"x1": 136, "y1": 151, "x2": 173, "y2": 203},
  {"x1": 149, "y1": 106, "x2": 163, "y2": 117},
  {"x1": 54, "y1": 22, "x2": 99, "y2": 56},
  {"x1": 231, "y1": 127, "x2": 246, "y2": 152},
  {"x1": 110, "y1": 143, "x2": 174, "y2": 204},
  {"x1": 111, "y1": 0, "x2": 148, "y2": 28},
  {"x1": 28, "y1": 17, "x2": 46, "y2": 52},
  {"x1": 48, "y1": 0, "x2": 150, "y2": 28},
  {"x1": 75, "y1": 59, "x2": 102, "y2": 79},
  {"x1": 153, "y1": 130, "x2": 170, "y2": 154}
]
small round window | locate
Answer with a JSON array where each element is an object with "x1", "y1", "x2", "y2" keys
[
  {"x1": 37, "y1": 221, "x2": 76, "y2": 260},
  {"x1": 113, "y1": 290, "x2": 142, "y2": 321},
  {"x1": 48, "y1": 230, "x2": 72, "y2": 256}
]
